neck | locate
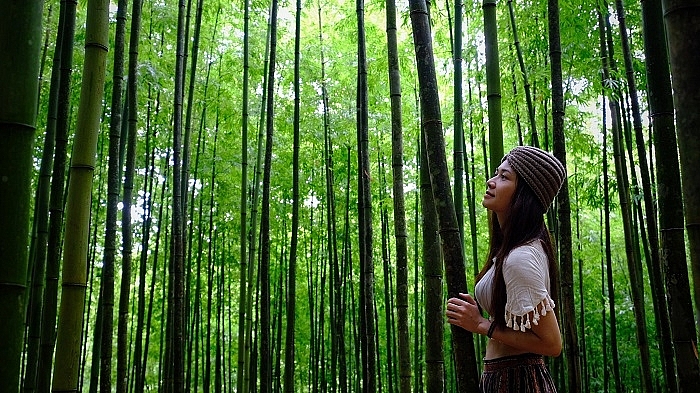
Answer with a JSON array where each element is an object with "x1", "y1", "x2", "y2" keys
[{"x1": 496, "y1": 212, "x2": 509, "y2": 228}]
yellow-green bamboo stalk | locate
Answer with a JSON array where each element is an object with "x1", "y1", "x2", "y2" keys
[{"x1": 51, "y1": 0, "x2": 109, "y2": 390}]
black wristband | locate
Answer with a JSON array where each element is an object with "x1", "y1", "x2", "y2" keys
[{"x1": 486, "y1": 322, "x2": 496, "y2": 339}]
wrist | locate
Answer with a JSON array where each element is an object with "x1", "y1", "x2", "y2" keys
[{"x1": 486, "y1": 321, "x2": 497, "y2": 339}]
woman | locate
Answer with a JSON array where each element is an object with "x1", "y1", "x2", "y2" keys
[{"x1": 445, "y1": 146, "x2": 565, "y2": 392}]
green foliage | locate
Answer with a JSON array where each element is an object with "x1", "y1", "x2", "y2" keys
[{"x1": 23, "y1": 0, "x2": 671, "y2": 391}]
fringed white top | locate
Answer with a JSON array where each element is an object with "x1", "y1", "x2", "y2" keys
[{"x1": 474, "y1": 240, "x2": 555, "y2": 332}]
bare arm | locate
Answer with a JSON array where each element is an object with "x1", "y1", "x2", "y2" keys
[{"x1": 445, "y1": 292, "x2": 562, "y2": 357}]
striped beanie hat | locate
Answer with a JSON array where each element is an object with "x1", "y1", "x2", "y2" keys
[{"x1": 502, "y1": 146, "x2": 566, "y2": 210}]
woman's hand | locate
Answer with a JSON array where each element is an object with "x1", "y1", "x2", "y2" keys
[{"x1": 445, "y1": 293, "x2": 490, "y2": 335}]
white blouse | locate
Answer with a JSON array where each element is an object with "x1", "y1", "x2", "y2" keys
[{"x1": 474, "y1": 240, "x2": 555, "y2": 332}]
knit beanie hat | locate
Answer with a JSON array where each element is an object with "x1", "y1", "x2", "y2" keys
[{"x1": 502, "y1": 146, "x2": 566, "y2": 210}]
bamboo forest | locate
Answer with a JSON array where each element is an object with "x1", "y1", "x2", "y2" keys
[{"x1": 2, "y1": 0, "x2": 700, "y2": 391}]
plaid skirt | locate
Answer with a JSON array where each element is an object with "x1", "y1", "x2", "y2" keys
[{"x1": 479, "y1": 353, "x2": 557, "y2": 393}]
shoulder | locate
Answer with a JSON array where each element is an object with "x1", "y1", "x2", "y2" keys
[
  {"x1": 503, "y1": 240, "x2": 548, "y2": 277},
  {"x1": 502, "y1": 240, "x2": 555, "y2": 332}
]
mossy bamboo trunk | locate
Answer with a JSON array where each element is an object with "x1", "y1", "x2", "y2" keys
[
  {"x1": 0, "y1": 2, "x2": 43, "y2": 391},
  {"x1": 641, "y1": 0, "x2": 683, "y2": 389},
  {"x1": 660, "y1": 0, "x2": 700, "y2": 390},
  {"x1": 409, "y1": 0, "x2": 479, "y2": 390}
]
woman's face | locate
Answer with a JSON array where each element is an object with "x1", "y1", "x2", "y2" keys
[{"x1": 482, "y1": 160, "x2": 518, "y2": 216}]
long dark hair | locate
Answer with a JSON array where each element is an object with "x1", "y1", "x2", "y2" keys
[{"x1": 475, "y1": 173, "x2": 559, "y2": 327}]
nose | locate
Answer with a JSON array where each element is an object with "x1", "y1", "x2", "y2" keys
[{"x1": 487, "y1": 178, "x2": 495, "y2": 189}]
